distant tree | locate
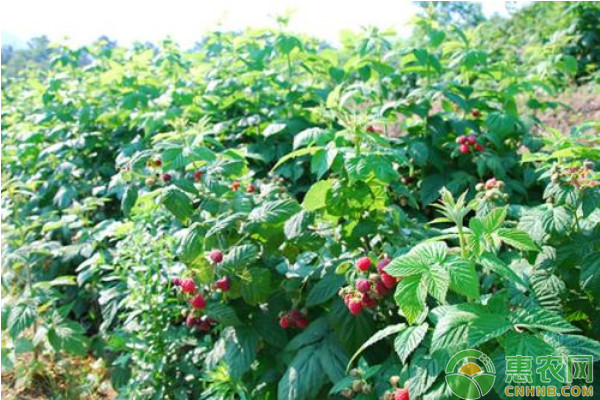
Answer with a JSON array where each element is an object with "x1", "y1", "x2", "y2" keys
[{"x1": 415, "y1": 1, "x2": 486, "y2": 28}]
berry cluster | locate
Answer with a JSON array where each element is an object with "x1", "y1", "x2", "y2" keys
[
  {"x1": 339, "y1": 369, "x2": 372, "y2": 398},
  {"x1": 171, "y1": 249, "x2": 232, "y2": 330},
  {"x1": 475, "y1": 177, "x2": 508, "y2": 202},
  {"x1": 383, "y1": 376, "x2": 410, "y2": 400},
  {"x1": 549, "y1": 162, "x2": 598, "y2": 189},
  {"x1": 339, "y1": 256, "x2": 398, "y2": 316},
  {"x1": 279, "y1": 309, "x2": 309, "y2": 329},
  {"x1": 456, "y1": 135, "x2": 484, "y2": 154}
]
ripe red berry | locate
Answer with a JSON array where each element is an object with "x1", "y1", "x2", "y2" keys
[
  {"x1": 471, "y1": 109, "x2": 481, "y2": 118},
  {"x1": 279, "y1": 316, "x2": 290, "y2": 329},
  {"x1": 186, "y1": 315, "x2": 198, "y2": 328},
  {"x1": 375, "y1": 280, "x2": 389, "y2": 297},
  {"x1": 456, "y1": 135, "x2": 467, "y2": 144},
  {"x1": 191, "y1": 294, "x2": 206, "y2": 309},
  {"x1": 232, "y1": 181, "x2": 240, "y2": 191},
  {"x1": 344, "y1": 293, "x2": 353, "y2": 306},
  {"x1": 361, "y1": 293, "x2": 377, "y2": 308},
  {"x1": 193, "y1": 170, "x2": 204, "y2": 181},
  {"x1": 380, "y1": 271, "x2": 397, "y2": 289},
  {"x1": 356, "y1": 257, "x2": 372, "y2": 272},
  {"x1": 348, "y1": 298, "x2": 364, "y2": 316},
  {"x1": 485, "y1": 178, "x2": 498, "y2": 190},
  {"x1": 288, "y1": 309, "x2": 304, "y2": 322},
  {"x1": 356, "y1": 279, "x2": 371, "y2": 294},
  {"x1": 172, "y1": 277, "x2": 182, "y2": 286},
  {"x1": 162, "y1": 173, "x2": 172, "y2": 182},
  {"x1": 474, "y1": 143, "x2": 484, "y2": 152},
  {"x1": 246, "y1": 184, "x2": 255, "y2": 193},
  {"x1": 197, "y1": 318, "x2": 212, "y2": 332},
  {"x1": 209, "y1": 249, "x2": 223, "y2": 263},
  {"x1": 467, "y1": 135, "x2": 477, "y2": 145},
  {"x1": 459, "y1": 144, "x2": 470, "y2": 154},
  {"x1": 180, "y1": 278, "x2": 197, "y2": 294},
  {"x1": 376, "y1": 257, "x2": 391, "y2": 273},
  {"x1": 215, "y1": 276, "x2": 230, "y2": 292},
  {"x1": 394, "y1": 388, "x2": 410, "y2": 400},
  {"x1": 295, "y1": 317, "x2": 309, "y2": 328}
]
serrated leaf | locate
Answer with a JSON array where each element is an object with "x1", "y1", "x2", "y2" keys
[
  {"x1": 448, "y1": 259, "x2": 480, "y2": 299},
  {"x1": 161, "y1": 186, "x2": 193, "y2": 223},
  {"x1": 205, "y1": 302, "x2": 242, "y2": 326},
  {"x1": 348, "y1": 323, "x2": 406, "y2": 368},
  {"x1": 121, "y1": 185, "x2": 138, "y2": 217},
  {"x1": 542, "y1": 206, "x2": 573, "y2": 235},
  {"x1": 394, "y1": 323, "x2": 428, "y2": 363},
  {"x1": 306, "y1": 273, "x2": 345, "y2": 307},
  {"x1": 223, "y1": 326, "x2": 259, "y2": 379},
  {"x1": 497, "y1": 228, "x2": 539, "y2": 251},
  {"x1": 479, "y1": 252, "x2": 527, "y2": 287},
  {"x1": 278, "y1": 344, "x2": 327, "y2": 400},
  {"x1": 241, "y1": 268, "x2": 271, "y2": 305},
  {"x1": 7, "y1": 303, "x2": 36, "y2": 340},
  {"x1": 394, "y1": 275, "x2": 427, "y2": 324},
  {"x1": 248, "y1": 199, "x2": 300, "y2": 226},
  {"x1": 302, "y1": 180, "x2": 332, "y2": 212},
  {"x1": 177, "y1": 223, "x2": 204, "y2": 264},
  {"x1": 221, "y1": 244, "x2": 260, "y2": 270}
]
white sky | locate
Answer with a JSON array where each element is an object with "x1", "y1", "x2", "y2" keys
[{"x1": 1, "y1": 0, "x2": 514, "y2": 48}]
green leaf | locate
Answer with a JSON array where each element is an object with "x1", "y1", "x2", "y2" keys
[
  {"x1": 223, "y1": 326, "x2": 259, "y2": 379},
  {"x1": 205, "y1": 302, "x2": 242, "y2": 326},
  {"x1": 48, "y1": 321, "x2": 87, "y2": 356},
  {"x1": 161, "y1": 186, "x2": 193, "y2": 223},
  {"x1": 293, "y1": 127, "x2": 333, "y2": 149},
  {"x1": 241, "y1": 268, "x2": 271, "y2": 305},
  {"x1": 121, "y1": 185, "x2": 138, "y2": 217},
  {"x1": 221, "y1": 244, "x2": 260, "y2": 270},
  {"x1": 318, "y1": 335, "x2": 349, "y2": 383},
  {"x1": 479, "y1": 252, "x2": 527, "y2": 287},
  {"x1": 348, "y1": 323, "x2": 406, "y2": 368},
  {"x1": 497, "y1": 228, "x2": 539, "y2": 251},
  {"x1": 394, "y1": 275, "x2": 427, "y2": 324},
  {"x1": 284, "y1": 211, "x2": 312, "y2": 240},
  {"x1": 177, "y1": 223, "x2": 204, "y2": 264},
  {"x1": 248, "y1": 199, "x2": 300, "y2": 226},
  {"x1": 449, "y1": 259, "x2": 480, "y2": 299},
  {"x1": 271, "y1": 147, "x2": 322, "y2": 172},
  {"x1": 542, "y1": 206, "x2": 573, "y2": 235},
  {"x1": 285, "y1": 318, "x2": 329, "y2": 352},
  {"x1": 581, "y1": 187, "x2": 600, "y2": 218},
  {"x1": 510, "y1": 307, "x2": 578, "y2": 334},
  {"x1": 302, "y1": 180, "x2": 332, "y2": 212},
  {"x1": 263, "y1": 122, "x2": 287, "y2": 137},
  {"x1": 394, "y1": 323, "x2": 428, "y2": 363},
  {"x1": 278, "y1": 344, "x2": 327, "y2": 400},
  {"x1": 306, "y1": 273, "x2": 345, "y2": 307},
  {"x1": 7, "y1": 303, "x2": 36, "y2": 340}
]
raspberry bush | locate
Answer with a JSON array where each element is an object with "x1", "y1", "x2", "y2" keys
[{"x1": 2, "y1": 3, "x2": 600, "y2": 399}]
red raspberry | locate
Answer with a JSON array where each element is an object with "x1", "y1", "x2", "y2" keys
[
  {"x1": 380, "y1": 271, "x2": 397, "y2": 289},
  {"x1": 344, "y1": 293, "x2": 353, "y2": 305},
  {"x1": 394, "y1": 388, "x2": 409, "y2": 400},
  {"x1": 474, "y1": 144, "x2": 484, "y2": 152},
  {"x1": 186, "y1": 315, "x2": 198, "y2": 328},
  {"x1": 279, "y1": 315, "x2": 290, "y2": 329},
  {"x1": 356, "y1": 278, "x2": 371, "y2": 294},
  {"x1": 162, "y1": 173, "x2": 172, "y2": 182},
  {"x1": 376, "y1": 257, "x2": 391, "y2": 273},
  {"x1": 193, "y1": 170, "x2": 204, "y2": 181},
  {"x1": 191, "y1": 294, "x2": 206, "y2": 309},
  {"x1": 209, "y1": 249, "x2": 223, "y2": 263},
  {"x1": 361, "y1": 293, "x2": 377, "y2": 308},
  {"x1": 215, "y1": 276, "x2": 231, "y2": 291},
  {"x1": 471, "y1": 109, "x2": 481, "y2": 118},
  {"x1": 356, "y1": 257, "x2": 372, "y2": 272},
  {"x1": 295, "y1": 317, "x2": 309, "y2": 328},
  {"x1": 375, "y1": 280, "x2": 389, "y2": 297},
  {"x1": 456, "y1": 135, "x2": 467, "y2": 144},
  {"x1": 172, "y1": 277, "x2": 182, "y2": 286},
  {"x1": 485, "y1": 178, "x2": 498, "y2": 190},
  {"x1": 246, "y1": 184, "x2": 255, "y2": 193},
  {"x1": 459, "y1": 144, "x2": 470, "y2": 154},
  {"x1": 180, "y1": 278, "x2": 197, "y2": 294},
  {"x1": 231, "y1": 181, "x2": 240, "y2": 191},
  {"x1": 288, "y1": 309, "x2": 304, "y2": 322},
  {"x1": 197, "y1": 318, "x2": 212, "y2": 332},
  {"x1": 467, "y1": 135, "x2": 477, "y2": 145},
  {"x1": 348, "y1": 298, "x2": 364, "y2": 316}
]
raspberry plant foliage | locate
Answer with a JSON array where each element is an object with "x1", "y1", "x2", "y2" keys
[{"x1": 2, "y1": 4, "x2": 600, "y2": 399}]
